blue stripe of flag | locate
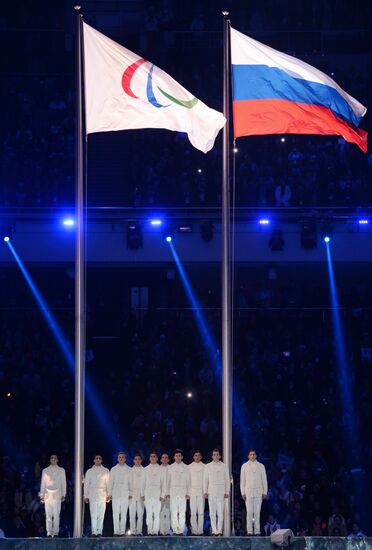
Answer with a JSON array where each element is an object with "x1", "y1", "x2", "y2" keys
[{"x1": 232, "y1": 64, "x2": 361, "y2": 128}]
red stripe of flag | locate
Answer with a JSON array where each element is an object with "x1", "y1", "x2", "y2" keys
[{"x1": 233, "y1": 99, "x2": 367, "y2": 152}]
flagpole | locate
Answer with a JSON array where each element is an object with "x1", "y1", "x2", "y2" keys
[
  {"x1": 73, "y1": 4, "x2": 85, "y2": 538},
  {"x1": 222, "y1": 10, "x2": 232, "y2": 537}
]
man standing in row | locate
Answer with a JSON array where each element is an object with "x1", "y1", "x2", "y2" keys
[
  {"x1": 84, "y1": 455, "x2": 109, "y2": 537},
  {"x1": 129, "y1": 454, "x2": 144, "y2": 536},
  {"x1": 159, "y1": 452, "x2": 171, "y2": 535},
  {"x1": 39, "y1": 454, "x2": 66, "y2": 538},
  {"x1": 203, "y1": 449, "x2": 230, "y2": 536},
  {"x1": 240, "y1": 449, "x2": 268, "y2": 536},
  {"x1": 108, "y1": 451, "x2": 132, "y2": 536},
  {"x1": 167, "y1": 449, "x2": 190, "y2": 535},
  {"x1": 141, "y1": 452, "x2": 165, "y2": 535},
  {"x1": 189, "y1": 450, "x2": 205, "y2": 535}
]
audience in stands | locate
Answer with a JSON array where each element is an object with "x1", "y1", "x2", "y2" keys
[{"x1": 0, "y1": 273, "x2": 370, "y2": 537}]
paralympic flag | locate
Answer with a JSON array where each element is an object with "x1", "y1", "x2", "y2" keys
[
  {"x1": 83, "y1": 23, "x2": 226, "y2": 153},
  {"x1": 231, "y1": 28, "x2": 368, "y2": 152}
]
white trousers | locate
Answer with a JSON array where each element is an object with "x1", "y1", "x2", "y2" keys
[
  {"x1": 112, "y1": 496, "x2": 129, "y2": 535},
  {"x1": 190, "y1": 495, "x2": 204, "y2": 534},
  {"x1": 89, "y1": 500, "x2": 106, "y2": 535},
  {"x1": 245, "y1": 496, "x2": 262, "y2": 534},
  {"x1": 45, "y1": 493, "x2": 62, "y2": 536},
  {"x1": 159, "y1": 498, "x2": 170, "y2": 535},
  {"x1": 129, "y1": 499, "x2": 144, "y2": 535},
  {"x1": 145, "y1": 496, "x2": 161, "y2": 535},
  {"x1": 208, "y1": 496, "x2": 224, "y2": 535},
  {"x1": 170, "y1": 495, "x2": 186, "y2": 535}
]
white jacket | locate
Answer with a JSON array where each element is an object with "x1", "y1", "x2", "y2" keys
[
  {"x1": 131, "y1": 465, "x2": 144, "y2": 501},
  {"x1": 167, "y1": 462, "x2": 191, "y2": 497},
  {"x1": 84, "y1": 465, "x2": 109, "y2": 502},
  {"x1": 203, "y1": 461, "x2": 230, "y2": 497},
  {"x1": 240, "y1": 460, "x2": 268, "y2": 498},
  {"x1": 141, "y1": 463, "x2": 165, "y2": 499},
  {"x1": 160, "y1": 464, "x2": 169, "y2": 496},
  {"x1": 39, "y1": 465, "x2": 66, "y2": 500},
  {"x1": 188, "y1": 461, "x2": 205, "y2": 497},
  {"x1": 108, "y1": 463, "x2": 133, "y2": 499}
]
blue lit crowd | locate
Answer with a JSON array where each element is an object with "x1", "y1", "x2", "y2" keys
[{"x1": 0, "y1": 269, "x2": 371, "y2": 537}]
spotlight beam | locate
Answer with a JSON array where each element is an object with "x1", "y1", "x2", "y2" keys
[
  {"x1": 168, "y1": 241, "x2": 219, "y2": 370},
  {"x1": 5, "y1": 240, "x2": 118, "y2": 446},
  {"x1": 325, "y1": 241, "x2": 366, "y2": 519},
  {"x1": 168, "y1": 241, "x2": 250, "y2": 455}
]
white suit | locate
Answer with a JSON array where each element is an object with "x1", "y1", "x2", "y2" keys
[
  {"x1": 108, "y1": 463, "x2": 132, "y2": 535},
  {"x1": 240, "y1": 460, "x2": 268, "y2": 535},
  {"x1": 188, "y1": 461, "x2": 205, "y2": 535},
  {"x1": 167, "y1": 462, "x2": 190, "y2": 535},
  {"x1": 39, "y1": 465, "x2": 66, "y2": 537},
  {"x1": 203, "y1": 461, "x2": 230, "y2": 535},
  {"x1": 129, "y1": 465, "x2": 144, "y2": 535},
  {"x1": 159, "y1": 465, "x2": 170, "y2": 535},
  {"x1": 141, "y1": 463, "x2": 165, "y2": 535},
  {"x1": 84, "y1": 465, "x2": 109, "y2": 535}
]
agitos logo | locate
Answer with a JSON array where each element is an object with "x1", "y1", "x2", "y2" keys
[{"x1": 122, "y1": 58, "x2": 198, "y2": 109}]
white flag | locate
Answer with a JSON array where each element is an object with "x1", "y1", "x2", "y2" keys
[{"x1": 83, "y1": 23, "x2": 225, "y2": 153}]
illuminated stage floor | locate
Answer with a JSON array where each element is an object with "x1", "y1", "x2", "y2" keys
[{"x1": 1, "y1": 538, "x2": 371, "y2": 549}]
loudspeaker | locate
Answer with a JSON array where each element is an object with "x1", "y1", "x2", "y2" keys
[{"x1": 270, "y1": 529, "x2": 294, "y2": 546}]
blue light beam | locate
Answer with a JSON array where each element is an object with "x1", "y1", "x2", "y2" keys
[
  {"x1": 5, "y1": 240, "x2": 119, "y2": 447},
  {"x1": 168, "y1": 241, "x2": 220, "y2": 372},
  {"x1": 168, "y1": 241, "x2": 250, "y2": 455},
  {"x1": 325, "y1": 242, "x2": 358, "y2": 445}
]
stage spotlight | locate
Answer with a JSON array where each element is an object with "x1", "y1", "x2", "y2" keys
[
  {"x1": 166, "y1": 236, "x2": 172, "y2": 243},
  {"x1": 233, "y1": 147, "x2": 238, "y2": 153},
  {"x1": 150, "y1": 219, "x2": 162, "y2": 226},
  {"x1": 201, "y1": 222, "x2": 214, "y2": 243},
  {"x1": 324, "y1": 236, "x2": 330, "y2": 243},
  {"x1": 269, "y1": 229, "x2": 284, "y2": 251},
  {"x1": 178, "y1": 223, "x2": 193, "y2": 234},
  {"x1": 62, "y1": 218, "x2": 75, "y2": 227},
  {"x1": 259, "y1": 219, "x2": 270, "y2": 226},
  {"x1": 280, "y1": 137, "x2": 286, "y2": 142},
  {"x1": 187, "y1": 392, "x2": 193, "y2": 398},
  {"x1": 1, "y1": 224, "x2": 13, "y2": 242},
  {"x1": 197, "y1": 168, "x2": 202, "y2": 173},
  {"x1": 358, "y1": 219, "x2": 369, "y2": 225},
  {"x1": 126, "y1": 221, "x2": 142, "y2": 249},
  {"x1": 320, "y1": 220, "x2": 333, "y2": 241},
  {"x1": 301, "y1": 221, "x2": 317, "y2": 250}
]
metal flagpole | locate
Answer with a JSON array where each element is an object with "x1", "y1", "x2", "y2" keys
[
  {"x1": 73, "y1": 4, "x2": 85, "y2": 538},
  {"x1": 222, "y1": 10, "x2": 232, "y2": 537}
]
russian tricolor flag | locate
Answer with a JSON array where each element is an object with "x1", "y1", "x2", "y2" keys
[{"x1": 231, "y1": 28, "x2": 368, "y2": 152}]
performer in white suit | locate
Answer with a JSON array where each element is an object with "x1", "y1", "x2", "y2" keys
[
  {"x1": 188, "y1": 450, "x2": 205, "y2": 535},
  {"x1": 159, "y1": 452, "x2": 171, "y2": 535},
  {"x1": 39, "y1": 454, "x2": 66, "y2": 538},
  {"x1": 141, "y1": 452, "x2": 165, "y2": 535},
  {"x1": 167, "y1": 449, "x2": 190, "y2": 535},
  {"x1": 108, "y1": 452, "x2": 132, "y2": 536},
  {"x1": 84, "y1": 455, "x2": 109, "y2": 536},
  {"x1": 240, "y1": 449, "x2": 268, "y2": 536},
  {"x1": 203, "y1": 449, "x2": 230, "y2": 536},
  {"x1": 129, "y1": 454, "x2": 144, "y2": 536}
]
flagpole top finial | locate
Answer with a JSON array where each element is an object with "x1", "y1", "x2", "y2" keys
[
  {"x1": 74, "y1": 4, "x2": 82, "y2": 13},
  {"x1": 222, "y1": 10, "x2": 229, "y2": 17}
]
